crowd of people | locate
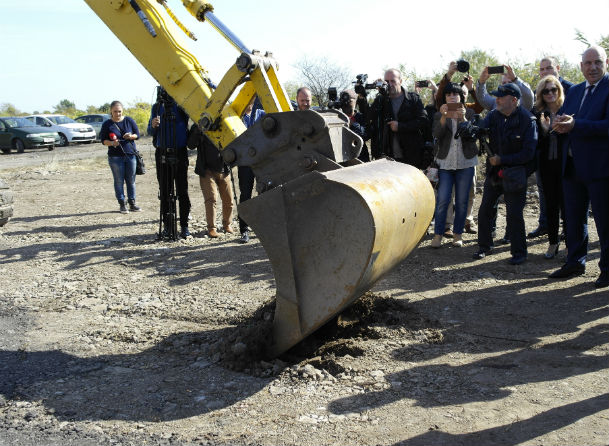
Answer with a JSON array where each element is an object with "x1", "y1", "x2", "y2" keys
[{"x1": 98, "y1": 44, "x2": 608, "y2": 289}]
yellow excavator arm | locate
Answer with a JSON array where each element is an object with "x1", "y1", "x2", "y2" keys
[
  {"x1": 86, "y1": 0, "x2": 435, "y2": 357},
  {"x1": 84, "y1": 0, "x2": 290, "y2": 149}
]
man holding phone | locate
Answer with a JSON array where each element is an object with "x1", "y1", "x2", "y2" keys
[{"x1": 475, "y1": 65, "x2": 534, "y2": 111}]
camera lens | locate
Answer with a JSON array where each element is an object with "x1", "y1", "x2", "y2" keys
[{"x1": 456, "y1": 59, "x2": 470, "y2": 73}]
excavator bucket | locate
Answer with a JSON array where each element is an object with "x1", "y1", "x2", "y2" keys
[
  {"x1": 227, "y1": 110, "x2": 435, "y2": 357},
  {"x1": 83, "y1": 1, "x2": 433, "y2": 358}
]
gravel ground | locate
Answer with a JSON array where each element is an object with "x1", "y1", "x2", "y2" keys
[{"x1": 0, "y1": 139, "x2": 607, "y2": 446}]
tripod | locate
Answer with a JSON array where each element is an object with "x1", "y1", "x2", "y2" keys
[{"x1": 156, "y1": 102, "x2": 179, "y2": 241}]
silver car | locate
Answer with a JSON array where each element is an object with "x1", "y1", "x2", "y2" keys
[{"x1": 74, "y1": 114, "x2": 110, "y2": 141}]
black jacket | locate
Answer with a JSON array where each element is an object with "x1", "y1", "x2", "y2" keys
[
  {"x1": 187, "y1": 124, "x2": 228, "y2": 175},
  {"x1": 367, "y1": 87, "x2": 430, "y2": 168}
]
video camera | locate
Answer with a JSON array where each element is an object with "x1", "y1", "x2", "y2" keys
[
  {"x1": 327, "y1": 87, "x2": 354, "y2": 109},
  {"x1": 353, "y1": 74, "x2": 389, "y2": 97},
  {"x1": 156, "y1": 86, "x2": 175, "y2": 107}
]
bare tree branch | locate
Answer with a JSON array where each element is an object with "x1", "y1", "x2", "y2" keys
[{"x1": 294, "y1": 56, "x2": 352, "y2": 106}]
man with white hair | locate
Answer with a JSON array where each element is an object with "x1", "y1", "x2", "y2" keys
[
  {"x1": 549, "y1": 46, "x2": 609, "y2": 288},
  {"x1": 368, "y1": 68, "x2": 430, "y2": 169}
]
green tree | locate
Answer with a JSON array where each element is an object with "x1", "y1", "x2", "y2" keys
[
  {"x1": 125, "y1": 101, "x2": 152, "y2": 133},
  {"x1": 574, "y1": 29, "x2": 609, "y2": 53},
  {"x1": 54, "y1": 99, "x2": 78, "y2": 117},
  {"x1": 0, "y1": 103, "x2": 22, "y2": 116}
]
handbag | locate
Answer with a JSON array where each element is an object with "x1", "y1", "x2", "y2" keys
[
  {"x1": 501, "y1": 165, "x2": 526, "y2": 192},
  {"x1": 135, "y1": 150, "x2": 146, "y2": 175}
]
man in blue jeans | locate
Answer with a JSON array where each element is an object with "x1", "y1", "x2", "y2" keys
[{"x1": 473, "y1": 83, "x2": 537, "y2": 265}]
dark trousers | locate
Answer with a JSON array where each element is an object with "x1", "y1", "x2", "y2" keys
[
  {"x1": 539, "y1": 158, "x2": 564, "y2": 245},
  {"x1": 237, "y1": 166, "x2": 255, "y2": 233},
  {"x1": 155, "y1": 147, "x2": 190, "y2": 227},
  {"x1": 478, "y1": 175, "x2": 527, "y2": 258},
  {"x1": 563, "y1": 159, "x2": 609, "y2": 272}
]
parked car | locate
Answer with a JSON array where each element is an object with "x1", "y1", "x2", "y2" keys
[
  {"x1": 25, "y1": 114, "x2": 96, "y2": 146},
  {"x1": 0, "y1": 117, "x2": 61, "y2": 154},
  {"x1": 75, "y1": 114, "x2": 110, "y2": 141}
]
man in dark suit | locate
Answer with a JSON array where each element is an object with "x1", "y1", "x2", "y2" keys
[{"x1": 549, "y1": 46, "x2": 609, "y2": 288}]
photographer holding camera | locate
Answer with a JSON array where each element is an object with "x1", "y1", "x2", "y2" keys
[
  {"x1": 148, "y1": 87, "x2": 192, "y2": 239},
  {"x1": 368, "y1": 68, "x2": 430, "y2": 169},
  {"x1": 435, "y1": 61, "x2": 484, "y2": 236},
  {"x1": 472, "y1": 83, "x2": 537, "y2": 265},
  {"x1": 430, "y1": 82, "x2": 479, "y2": 249}
]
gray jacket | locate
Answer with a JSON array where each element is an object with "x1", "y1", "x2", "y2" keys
[
  {"x1": 432, "y1": 107, "x2": 479, "y2": 160},
  {"x1": 475, "y1": 78, "x2": 534, "y2": 111}
]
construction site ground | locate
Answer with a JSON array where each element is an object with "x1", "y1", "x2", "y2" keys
[{"x1": 0, "y1": 139, "x2": 607, "y2": 446}]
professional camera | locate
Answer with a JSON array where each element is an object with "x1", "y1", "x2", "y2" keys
[
  {"x1": 456, "y1": 59, "x2": 470, "y2": 73},
  {"x1": 454, "y1": 115, "x2": 488, "y2": 141},
  {"x1": 327, "y1": 87, "x2": 354, "y2": 109},
  {"x1": 352, "y1": 73, "x2": 389, "y2": 97},
  {"x1": 156, "y1": 86, "x2": 175, "y2": 106}
]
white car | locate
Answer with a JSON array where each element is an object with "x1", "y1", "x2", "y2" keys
[{"x1": 25, "y1": 114, "x2": 96, "y2": 146}]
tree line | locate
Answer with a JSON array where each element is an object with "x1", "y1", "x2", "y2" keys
[{"x1": 2, "y1": 30, "x2": 606, "y2": 130}]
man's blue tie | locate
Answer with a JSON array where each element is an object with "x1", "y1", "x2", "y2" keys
[{"x1": 579, "y1": 84, "x2": 595, "y2": 112}]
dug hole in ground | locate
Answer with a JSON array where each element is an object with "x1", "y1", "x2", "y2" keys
[{"x1": 0, "y1": 139, "x2": 607, "y2": 446}]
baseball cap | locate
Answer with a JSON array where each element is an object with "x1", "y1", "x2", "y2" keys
[{"x1": 490, "y1": 83, "x2": 521, "y2": 99}]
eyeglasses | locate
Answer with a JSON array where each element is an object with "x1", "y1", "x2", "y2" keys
[{"x1": 542, "y1": 87, "x2": 558, "y2": 95}]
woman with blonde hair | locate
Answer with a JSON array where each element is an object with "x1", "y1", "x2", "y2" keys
[{"x1": 533, "y1": 75, "x2": 564, "y2": 258}]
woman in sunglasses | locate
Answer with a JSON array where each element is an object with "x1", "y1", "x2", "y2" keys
[{"x1": 533, "y1": 75, "x2": 565, "y2": 259}]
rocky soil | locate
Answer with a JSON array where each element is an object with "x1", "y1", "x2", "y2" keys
[{"x1": 0, "y1": 140, "x2": 607, "y2": 446}]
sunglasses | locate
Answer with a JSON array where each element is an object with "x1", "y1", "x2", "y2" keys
[{"x1": 542, "y1": 87, "x2": 558, "y2": 95}]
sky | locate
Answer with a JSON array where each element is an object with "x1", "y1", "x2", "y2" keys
[{"x1": 1, "y1": 0, "x2": 608, "y2": 113}]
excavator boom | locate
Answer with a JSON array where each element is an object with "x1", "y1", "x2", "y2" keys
[{"x1": 85, "y1": 0, "x2": 435, "y2": 356}]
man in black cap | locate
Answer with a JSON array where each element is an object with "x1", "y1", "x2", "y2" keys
[{"x1": 472, "y1": 83, "x2": 538, "y2": 265}]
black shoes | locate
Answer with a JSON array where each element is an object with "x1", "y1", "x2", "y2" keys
[
  {"x1": 239, "y1": 230, "x2": 250, "y2": 244},
  {"x1": 497, "y1": 236, "x2": 511, "y2": 245},
  {"x1": 128, "y1": 199, "x2": 141, "y2": 212},
  {"x1": 508, "y1": 255, "x2": 527, "y2": 265},
  {"x1": 549, "y1": 263, "x2": 585, "y2": 279},
  {"x1": 527, "y1": 226, "x2": 547, "y2": 239},
  {"x1": 595, "y1": 271, "x2": 609, "y2": 288},
  {"x1": 180, "y1": 226, "x2": 191, "y2": 239},
  {"x1": 473, "y1": 248, "x2": 492, "y2": 260},
  {"x1": 119, "y1": 201, "x2": 128, "y2": 214}
]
